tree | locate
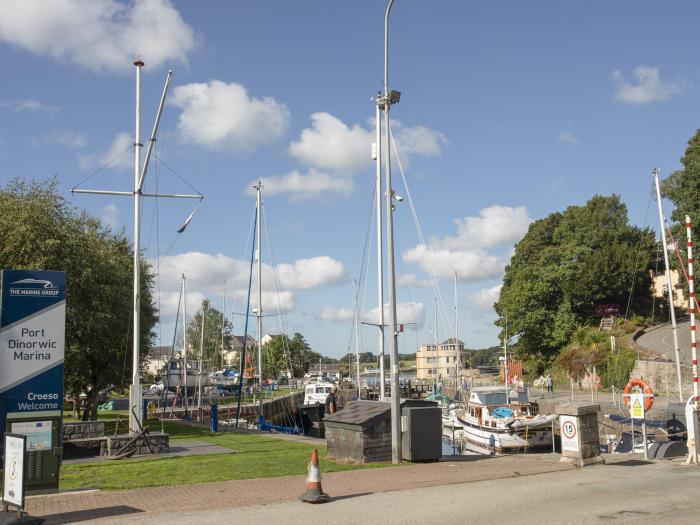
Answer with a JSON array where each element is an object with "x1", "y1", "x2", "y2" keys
[
  {"x1": 495, "y1": 195, "x2": 655, "y2": 370},
  {"x1": 186, "y1": 300, "x2": 233, "y2": 370},
  {"x1": 0, "y1": 179, "x2": 158, "y2": 419},
  {"x1": 662, "y1": 128, "x2": 700, "y2": 272}
]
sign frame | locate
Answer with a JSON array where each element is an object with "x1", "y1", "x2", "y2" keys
[
  {"x1": 560, "y1": 415, "x2": 579, "y2": 452},
  {"x1": 2, "y1": 433, "x2": 26, "y2": 511}
]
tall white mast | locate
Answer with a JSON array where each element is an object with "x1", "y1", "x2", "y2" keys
[
  {"x1": 182, "y1": 274, "x2": 188, "y2": 415},
  {"x1": 454, "y1": 271, "x2": 459, "y2": 386},
  {"x1": 255, "y1": 182, "x2": 264, "y2": 418},
  {"x1": 197, "y1": 304, "x2": 205, "y2": 418},
  {"x1": 375, "y1": 96, "x2": 386, "y2": 401},
  {"x1": 129, "y1": 57, "x2": 144, "y2": 434},
  {"x1": 221, "y1": 282, "x2": 226, "y2": 369},
  {"x1": 353, "y1": 279, "x2": 361, "y2": 398},
  {"x1": 653, "y1": 168, "x2": 683, "y2": 401},
  {"x1": 503, "y1": 314, "x2": 509, "y2": 404}
]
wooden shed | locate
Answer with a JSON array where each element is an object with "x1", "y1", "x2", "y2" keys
[{"x1": 324, "y1": 400, "x2": 438, "y2": 463}]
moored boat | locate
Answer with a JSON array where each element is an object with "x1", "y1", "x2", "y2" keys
[{"x1": 450, "y1": 386, "x2": 556, "y2": 453}]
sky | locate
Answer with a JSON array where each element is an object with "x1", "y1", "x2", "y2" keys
[{"x1": 0, "y1": 0, "x2": 698, "y2": 359}]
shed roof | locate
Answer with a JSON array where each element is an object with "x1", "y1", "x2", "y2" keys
[{"x1": 324, "y1": 401, "x2": 390, "y2": 430}]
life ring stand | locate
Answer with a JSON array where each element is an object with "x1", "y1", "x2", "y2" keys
[{"x1": 624, "y1": 379, "x2": 654, "y2": 411}]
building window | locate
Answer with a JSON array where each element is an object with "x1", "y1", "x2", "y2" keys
[{"x1": 427, "y1": 357, "x2": 437, "y2": 364}]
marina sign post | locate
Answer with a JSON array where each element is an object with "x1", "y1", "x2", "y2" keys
[{"x1": 0, "y1": 269, "x2": 66, "y2": 492}]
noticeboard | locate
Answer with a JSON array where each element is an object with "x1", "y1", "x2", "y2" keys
[
  {"x1": 630, "y1": 393, "x2": 645, "y2": 420},
  {"x1": 2, "y1": 433, "x2": 26, "y2": 510},
  {"x1": 560, "y1": 415, "x2": 579, "y2": 452}
]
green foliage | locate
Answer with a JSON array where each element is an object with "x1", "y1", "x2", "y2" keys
[
  {"x1": 662, "y1": 128, "x2": 700, "y2": 273},
  {"x1": 260, "y1": 332, "x2": 320, "y2": 379},
  {"x1": 599, "y1": 347, "x2": 637, "y2": 389},
  {"x1": 496, "y1": 194, "x2": 655, "y2": 369},
  {"x1": 186, "y1": 299, "x2": 233, "y2": 369},
  {"x1": 0, "y1": 179, "x2": 158, "y2": 419}
]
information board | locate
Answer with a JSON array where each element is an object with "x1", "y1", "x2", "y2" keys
[
  {"x1": 0, "y1": 270, "x2": 66, "y2": 463},
  {"x1": 2, "y1": 434, "x2": 26, "y2": 509},
  {"x1": 560, "y1": 415, "x2": 579, "y2": 452}
]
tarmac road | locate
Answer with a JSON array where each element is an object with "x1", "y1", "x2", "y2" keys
[
  {"x1": 636, "y1": 320, "x2": 692, "y2": 367},
  {"x1": 79, "y1": 458, "x2": 700, "y2": 525}
]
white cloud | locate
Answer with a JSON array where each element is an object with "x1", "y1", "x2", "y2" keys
[
  {"x1": 33, "y1": 129, "x2": 87, "y2": 149},
  {"x1": 289, "y1": 112, "x2": 447, "y2": 174},
  {"x1": 559, "y1": 131, "x2": 578, "y2": 144},
  {"x1": 0, "y1": 99, "x2": 59, "y2": 112},
  {"x1": 171, "y1": 80, "x2": 289, "y2": 153},
  {"x1": 0, "y1": 0, "x2": 195, "y2": 73},
  {"x1": 403, "y1": 205, "x2": 531, "y2": 282},
  {"x1": 247, "y1": 170, "x2": 353, "y2": 201},
  {"x1": 397, "y1": 274, "x2": 432, "y2": 287},
  {"x1": 363, "y1": 302, "x2": 425, "y2": 329},
  {"x1": 469, "y1": 285, "x2": 502, "y2": 313},
  {"x1": 436, "y1": 205, "x2": 532, "y2": 251},
  {"x1": 319, "y1": 306, "x2": 354, "y2": 322},
  {"x1": 403, "y1": 244, "x2": 504, "y2": 282},
  {"x1": 100, "y1": 204, "x2": 119, "y2": 230},
  {"x1": 612, "y1": 66, "x2": 685, "y2": 105},
  {"x1": 78, "y1": 132, "x2": 132, "y2": 170},
  {"x1": 154, "y1": 251, "x2": 347, "y2": 318}
]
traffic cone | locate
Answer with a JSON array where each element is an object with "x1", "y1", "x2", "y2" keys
[{"x1": 299, "y1": 448, "x2": 330, "y2": 503}]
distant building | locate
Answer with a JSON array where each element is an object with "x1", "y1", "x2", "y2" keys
[
  {"x1": 260, "y1": 332, "x2": 284, "y2": 347},
  {"x1": 416, "y1": 338, "x2": 464, "y2": 381},
  {"x1": 224, "y1": 335, "x2": 257, "y2": 367},
  {"x1": 307, "y1": 363, "x2": 342, "y2": 377},
  {"x1": 651, "y1": 269, "x2": 689, "y2": 310},
  {"x1": 145, "y1": 345, "x2": 171, "y2": 377}
]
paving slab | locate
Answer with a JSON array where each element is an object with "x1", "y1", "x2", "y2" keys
[{"x1": 26, "y1": 453, "x2": 573, "y2": 524}]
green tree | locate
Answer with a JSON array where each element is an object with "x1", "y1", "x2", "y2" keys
[
  {"x1": 662, "y1": 128, "x2": 700, "y2": 275},
  {"x1": 186, "y1": 299, "x2": 233, "y2": 370},
  {"x1": 496, "y1": 195, "x2": 655, "y2": 370},
  {"x1": 0, "y1": 179, "x2": 158, "y2": 419}
]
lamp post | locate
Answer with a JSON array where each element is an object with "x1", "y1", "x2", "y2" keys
[{"x1": 382, "y1": 0, "x2": 402, "y2": 464}]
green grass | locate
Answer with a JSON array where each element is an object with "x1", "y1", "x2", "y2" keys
[{"x1": 60, "y1": 416, "x2": 390, "y2": 491}]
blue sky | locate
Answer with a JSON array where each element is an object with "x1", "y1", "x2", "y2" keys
[{"x1": 0, "y1": 1, "x2": 698, "y2": 358}]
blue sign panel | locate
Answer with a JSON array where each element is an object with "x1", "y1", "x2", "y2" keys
[{"x1": 0, "y1": 270, "x2": 66, "y2": 461}]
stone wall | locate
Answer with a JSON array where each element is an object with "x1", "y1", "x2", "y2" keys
[
  {"x1": 63, "y1": 421, "x2": 105, "y2": 440},
  {"x1": 102, "y1": 432, "x2": 169, "y2": 456}
]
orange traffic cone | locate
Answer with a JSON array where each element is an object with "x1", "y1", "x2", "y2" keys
[{"x1": 299, "y1": 448, "x2": 330, "y2": 503}]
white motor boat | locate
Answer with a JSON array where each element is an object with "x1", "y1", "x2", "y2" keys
[
  {"x1": 303, "y1": 380, "x2": 335, "y2": 406},
  {"x1": 450, "y1": 387, "x2": 557, "y2": 453},
  {"x1": 161, "y1": 356, "x2": 206, "y2": 394}
]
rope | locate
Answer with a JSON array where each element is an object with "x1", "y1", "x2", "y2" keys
[
  {"x1": 389, "y1": 127, "x2": 454, "y2": 341},
  {"x1": 71, "y1": 144, "x2": 133, "y2": 191}
]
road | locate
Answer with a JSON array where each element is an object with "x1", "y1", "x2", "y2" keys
[
  {"x1": 636, "y1": 320, "x2": 692, "y2": 367},
  {"x1": 77, "y1": 458, "x2": 700, "y2": 525}
]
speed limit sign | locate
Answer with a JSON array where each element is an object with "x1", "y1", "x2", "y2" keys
[{"x1": 560, "y1": 416, "x2": 579, "y2": 452}]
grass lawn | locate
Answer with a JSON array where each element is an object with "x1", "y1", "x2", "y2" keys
[{"x1": 60, "y1": 415, "x2": 390, "y2": 491}]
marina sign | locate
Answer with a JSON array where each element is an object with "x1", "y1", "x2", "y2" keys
[{"x1": 0, "y1": 270, "x2": 66, "y2": 463}]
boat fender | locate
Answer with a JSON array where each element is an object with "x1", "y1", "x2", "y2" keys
[{"x1": 623, "y1": 379, "x2": 654, "y2": 411}]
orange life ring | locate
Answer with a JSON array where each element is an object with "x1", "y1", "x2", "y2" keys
[{"x1": 624, "y1": 379, "x2": 653, "y2": 411}]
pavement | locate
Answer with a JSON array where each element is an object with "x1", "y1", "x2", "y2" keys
[
  {"x1": 26, "y1": 453, "x2": 572, "y2": 524},
  {"x1": 97, "y1": 456, "x2": 700, "y2": 525}
]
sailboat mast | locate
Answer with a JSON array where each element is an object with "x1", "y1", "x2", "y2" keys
[
  {"x1": 129, "y1": 57, "x2": 144, "y2": 435},
  {"x1": 198, "y1": 305, "x2": 205, "y2": 417},
  {"x1": 221, "y1": 282, "x2": 226, "y2": 370},
  {"x1": 375, "y1": 98, "x2": 386, "y2": 401},
  {"x1": 653, "y1": 168, "x2": 683, "y2": 401},
  {"x1": 255, "y1": 182, "x2": 264, "y2": 418},
  {"x1": 182, "y1": 274, "x2": 188, "y2": 415},
  {"x1": 503, "y1": 314, "x2": 509, "y2": 404},
  {"x1": 454, "y1": 271, "x2": 459, "y2": 386},
  {"x1": 353, "y1": 279, "x2": 361, "y2": 398}
]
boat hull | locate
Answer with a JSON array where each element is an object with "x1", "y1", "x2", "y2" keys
[{"x1": 454, "y1": 413, "x2": 552, "y2": 453}]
